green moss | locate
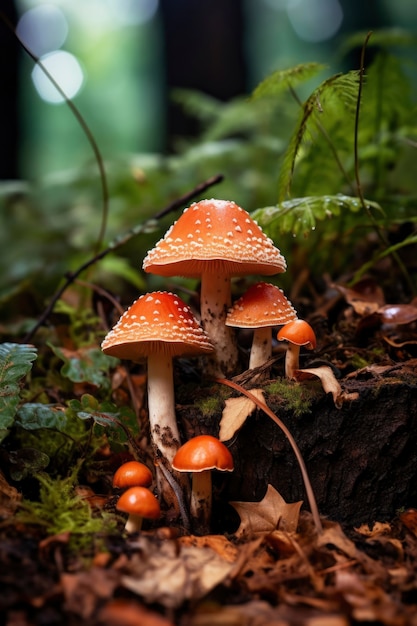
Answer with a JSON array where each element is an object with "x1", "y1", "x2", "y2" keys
[
  {"x1": 265, "y1": 378, "x2": 313, "y2": 417},
  {"x1": 15, "y1": 465, "x2": 116, "y2": 552},
  {"x1": 195, "y1": 395, "x2": 224, "y2": 418}
]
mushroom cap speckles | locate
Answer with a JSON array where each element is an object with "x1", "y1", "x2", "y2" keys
[
  {"x1": 225, "y1": 282, "x2": 298, "y2": 329},
  {"x1": 101, "y1": 291, "x2": 214, "y2": 361},
  {"x1": 143, "y1": 199, "x2": 286, "y2": 277},
  {"x1": 172, "y1": 435, "x2": 234, "y2": 473},
  {"x1": 277, "y1": 319, "x2": 317, "y2": 349},
  {"x1": 116, "y1": 486, "x2": 161, "y2": 519}
]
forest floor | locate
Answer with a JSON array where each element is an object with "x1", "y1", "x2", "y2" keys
[{"x1": 1, "y1": 267, "x2": 417, "y2": 626}]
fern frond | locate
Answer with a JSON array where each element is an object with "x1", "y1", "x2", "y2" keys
[
  {"x1": 251, "y1": 62, "x2": 325, "y2": 100},
  {"x1": 251, "y1": 194, "x2": 381, "y2": 238},
  {"x1": 277, "y1": 71, "x2": 360, "y2": 200},
  {"x1": 341, "y1": 28, "x2": 417, "y2": 56}
]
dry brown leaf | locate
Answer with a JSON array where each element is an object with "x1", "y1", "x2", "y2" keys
[
  {"x1": 230, "y1": 484, "x2": 302, "y2": 538},
  {"x1": 0, "y1": 470, "x2": 21, "y2": 518},
  {"x1": 98, "y1": 598, "x2": 175, "y2": 626},
  {"x1": 400, "y1": 508, "x2": 417, "y2": 536},
  {"x1": 61, "y1": 569, "x2": 120, "y2": 619},
  {"x1": 219, "y1": 389, "x2": 265, "y2": 441},
  {"x1": 334, "y1": 280, "x2": 385, "y2": 315},
  {"x1": 119, "y1": 536, "x2": 234, "y2": 608},
  {"x1": 295, "y1": 366, "x2": 359, "y2": 408},
  {"x1": 178, "y1": 534, "x2": 239, "y2": 563}
]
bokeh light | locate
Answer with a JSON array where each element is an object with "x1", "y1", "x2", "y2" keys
[{"x1": 31, "y1": 51, "x2": 84, "y2": 104}]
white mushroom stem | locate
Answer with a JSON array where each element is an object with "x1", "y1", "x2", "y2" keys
[
  {"x1": 284, "y1": 343, "x2": 301, "y2": 380},
  {"x1": 147, "y1": 353, "x2": 181, "y2": 464},
  {"x1": 200, "y1": 274, "x2": 238, "y2": 377},
  {"x1": 249, "y1": 327, "x2": 272, "y2": 370},
  {"x1": 124, "y1": 514, "x2": 143, "y2": 533},
  {"x1": 147, "y1": 354, "x2": 188, "y2": 509},
  {"x1": 190, "y1": 470, "x2": 212, "y2": 530}
]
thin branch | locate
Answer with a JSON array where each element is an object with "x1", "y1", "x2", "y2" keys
[
  {"x1": 215, "y1": 377, "x2": 323, "y2": 535},
  {"x1": 23, "y1": 174, "x2": 224, "y2": 343}
]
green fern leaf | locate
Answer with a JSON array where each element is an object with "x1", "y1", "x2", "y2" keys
[
  {"x1": 252, "y1": 62, "x2": 326, "y2": 100},
  {"x1": 278, "y1": 71, "x2": 360, "y2": 200},
  {"x1": 0, "y1": 343, "x2": 37, "y2": 442},
  {"x1": 251, "y1": 194, "x2": 381, "y2": 238}
]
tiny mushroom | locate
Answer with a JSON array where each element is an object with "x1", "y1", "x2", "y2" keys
[
  {"x1": 101, "y1": 291, "x2": 213, "y2": 505},
  {"x1": 277, "y1": 319, "x2": 317, "y2": 380},
  {"x1": 113, "y1": 461, "x2": 153, "y2": 490},
  {"x1": 116, "y1": 486, "x2": 160, "y2": 533},
  {"x1": 172, "y1": 434, "x2": 234, "y2": 532},
  {"x1": 226, "y1": 282, "x2": 298, "y2": 370},
  {"x1": 143, "y1": 199, "x2": 287, "y2": 377}
]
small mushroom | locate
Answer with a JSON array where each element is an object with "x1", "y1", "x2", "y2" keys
[
  {"x1": 116, "y1": 486, "x2": 161, "y2": 533},
  {"x1": 102, "y1": 291, "x2": 213, "y2": 506},
  {"x1": 277, "y1": 319, "x2": 317, "y2": 380},
  {"x1": 143, "y1": 199, "x2": 287, "y2": 377},
  {"x1": 113, "y1": 461, "x2": 153, "y2": 490},
  {"x1": 226, "y1": 282, "x2": 297, "y2": 371},
  {"x1": 172, "y1": 434, "x2": 234, "y2": 533}
]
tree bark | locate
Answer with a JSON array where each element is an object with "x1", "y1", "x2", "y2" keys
[{"x1": 177, "y1": 363, "x2": 417, "y2": 527}]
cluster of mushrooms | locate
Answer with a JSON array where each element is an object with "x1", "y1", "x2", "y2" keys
[{"x1": 101, "y1": 199, "x2": 316, "y2": 533}]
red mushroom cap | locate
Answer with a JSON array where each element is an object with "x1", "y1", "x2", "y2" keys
[
  {"x1": 116, "y1": 486, "x2": 161, "y2": 519},
  {"x1": 101, "y1": 291, "x2": 213, "y2": 361},
  {"x1": 143, "y1": 199, "x2": 286, "y2": 278},
  {"x1": 172, "y1": 435, "x2": 234, "y2": 473},
  {"x1": 277, "y1": 319, "x2": 317, "y2": 349},
  {"x1": 226, "y1": 282, "x2": 297, "y2": 329},
  {"x1": 113, "y1": 461, "x2": 153, "y2": 489}
]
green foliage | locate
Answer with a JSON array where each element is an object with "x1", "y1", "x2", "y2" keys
[
  {"x1": 251, "y1": 194, "x2": 381, "y2": 238},
  {"x1": 0, "y1": 343, "x2": 38, "y2": 442},
  {"x1": 251, "y1": 62, "x2": 325, "y2": 100},
  {"x1": 16, "y1": 467, "x2": 116, "y2": 550},
  {"x1": 50, "y1": 344, "x2": 118, "y2": 388}
]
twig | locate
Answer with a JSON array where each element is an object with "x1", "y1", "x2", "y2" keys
[{"x1": 23, "y1": 174, "x2": 223, "y2": 343}]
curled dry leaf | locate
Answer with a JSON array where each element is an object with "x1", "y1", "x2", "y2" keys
[
  {"x1": 230, "y1": 483, "x2": 302, "y2": 538},
  {"x1": 295, "y1": 366, "x2": 359, "y2": 408},
  {"x1": 119, "y1": 535, "x2": 234, "y2": 608},
  {"x1": 219, "y1": 389, "x2": 265, "y2": 441}
]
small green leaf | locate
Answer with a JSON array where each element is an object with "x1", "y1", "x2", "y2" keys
[
  {"x1": 15, "y1": 403, "x2": 68, "y2": 432},
  {"x1": 0, "y1": 343, "x2": 38, "y2": 442},
  {"x1": 8, "y1": 447, "x2": 50, "y2": 481},
  {"x1": 50, "y1": 345, "x2": 117, "y2": 386}
]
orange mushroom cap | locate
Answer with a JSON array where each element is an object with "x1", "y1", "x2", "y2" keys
[
  {"x1": 226, "y1": 282, "x2": 297, "y2": 328},
  {"x1": 116, "y1": 486, "x2": 161, "y2": 520},
  {"x1": 277, "y1": 319, "x2": 317, "y2": 349},
  {"x1": 172, "y1": 435, "x2": 234, "y2": 473},
  {"x1": 101, "y1": 291, "x2": 213, "y2": 361},
  {"x1": 113, "y1": 461, "x2": 153, "y2": 489},
  {"x1": 143, "y1": 199, "x2": 286, "y2": 278}
]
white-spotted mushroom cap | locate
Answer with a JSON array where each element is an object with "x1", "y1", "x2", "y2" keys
[
  {"x1": 143, "y1": 199, "x2": 287, "y2": 277},
  {"x1": 101, "y1": 291, "x2": 214, "y2": 361},
  {"x1": 226, "y1": 282, "x2": 298, "y2": 329}
]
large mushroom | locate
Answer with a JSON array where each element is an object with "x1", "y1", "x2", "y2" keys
[
  {"x1": 277, "y1": 319, "x2": 317, "y2": 380},
  {"x1": 101, "y1": 291, "x2": 213, "y2": 505},
  {"x1": 172, "y1": 434, "x2": 234, "y2": 533},
  {"x1": 143, "y1": 199, "x2": 287, "y2": 377},
  {"x1": 226, "y1": 282, "x2": 298, "y2": 370}
]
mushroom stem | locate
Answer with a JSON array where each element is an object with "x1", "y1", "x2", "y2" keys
[
  {"x1": 190, "y1": 470, "x2": 212, "y2": 531},
  {"x1": 147, "y1": 353, "x2": 180, "y2": 463},
  {"x1": 284, "y1": 343, "x2": 300, "y2": 380},
  {"x1": 124, "y1": 513, "x2": 143, "y2": 533},
  {"x1": 147, "y1": 354, "x2": 188, "y2": 509},
  {"x1": 249, "y1": 327, "x2": 272, "y2": 370},
  {"x1": 200, "y1": 274, "x2": 238, "y2": 377}
]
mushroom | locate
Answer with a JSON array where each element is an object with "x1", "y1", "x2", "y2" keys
[
  {"x1": 116, "y1": 486, "x2": 160, "y2": 533},
  {"x1": 143, "y1": 199, "x2": 287, "y2": 377},
  {"x1": 172, "y1": 434, "x2": 234, "y2": 533},
  {"x1": 226, "y1": 282, "x2": 298, "y2": 371},
  {"x1": 113, "y1": 461, "x2": 153, "y2": 490},
  {"x1": 277, "y1": 319, "x2": 317, "y2": 380},
  {"x1": 101, "y1": 291, "x2": 213, "y2": 505}
]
